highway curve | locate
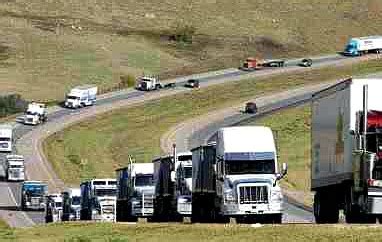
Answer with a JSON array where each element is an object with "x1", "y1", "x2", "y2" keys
[{"x1": 0, "y1": 53, "x2": 379, "y2": 227}]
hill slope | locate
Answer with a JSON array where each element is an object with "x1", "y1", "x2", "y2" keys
[{"x1": 0, "y1": 1, "x2": 381, "y2": 100}]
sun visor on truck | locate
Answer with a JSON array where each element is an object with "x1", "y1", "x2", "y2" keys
[{"x1": 224, "y1": 152, "x2": 275, "y2": 161}]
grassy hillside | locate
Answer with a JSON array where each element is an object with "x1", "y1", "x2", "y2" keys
[
  {"x1": 1, "y1": 223, "x2": 382, "y2": 241},
  {"x1": 43, "y1": 60, "x2": 382, "y2": 185},
  {"x1": 0, "y1": 1, "x2": 381, "y2": 100}
]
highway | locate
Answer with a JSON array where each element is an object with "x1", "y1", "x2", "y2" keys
[{"x1": 0, "y1": 53, "x2": 379, "y2": 227}]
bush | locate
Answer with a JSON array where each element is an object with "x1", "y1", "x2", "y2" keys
[
  {"x1": 170, "y1": 24, "x2": 196, "y2": 44},
  {"x1": 0, "y1": 93, "x2": 27, "y2": 118},
  {"x1": 119, "y1": 74, "x2": 136, "y2": 88}
]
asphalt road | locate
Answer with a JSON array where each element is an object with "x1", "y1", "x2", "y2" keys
[{"x1": 0, "y1": 53, "x2": 379, "y2": 227}]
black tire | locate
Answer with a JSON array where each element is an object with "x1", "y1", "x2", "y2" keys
[
  {"x1": 272, "y1": 214, "x2": 282, "y2": 224},
  {"x1": 314, "y1": 192, "x2": 339, "y2": 224}
]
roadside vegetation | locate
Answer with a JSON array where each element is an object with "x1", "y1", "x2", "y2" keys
[
  {"x1": 0, "y1": 1, "x2": 382, "y2": 101},
  {"x1": 0, "y1": 94, "x2": 27, "y2": 118},
  {"x1": 1, "y1": 222, "x2": 382, "y2": 241},
  {"x1": 44, "y1": 60, "x2": 382, "y2": 185}
]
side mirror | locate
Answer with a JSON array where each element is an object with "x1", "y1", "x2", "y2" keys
[
  {"x1": 170, "y1": 171, "x2": 176, "y2": 182},
  {"x1": 282, "y1": 163, "x2": 288, "y2": 176}
]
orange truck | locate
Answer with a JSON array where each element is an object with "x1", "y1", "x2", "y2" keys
[{"x1": 239, "y1": 57, "x2": 285, "y2": 71}]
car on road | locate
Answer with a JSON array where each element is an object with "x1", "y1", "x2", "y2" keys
[
  {"x1": 299, "y1": 58, "x2": 312, "y2": 67},
  {"x1": 184, "y1": 79, "x2": 200, "y2": 88},
  {"x1": 245, "y1": 102, "x2": 258, "y2": 114}
]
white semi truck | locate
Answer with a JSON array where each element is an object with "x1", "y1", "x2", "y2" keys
[
  {"x1": 0, "y1": 124, "x2": 12, "y2": 153},
  {"x1": 23, "y1": 102, "x2": 47, "y2": 125},
  {"x1": 136, "y1": 76, "x2": 162, "y2": 91},
  {"x1": 61, "y1": 188, "x2": 82, "y2": 221},
  {"x1": 64, "y1": 85, "x2": 98, "y2": 108},
  {"x1": 116, "y1": 161, "x2": 155, "y2": 222},
  {"x1": 5, "y1": 155, "x2": 25, "y2": 181},
  {"x1": 312, "y1": 78, "x2": 382, "y2": 223},
  {"x1": 343, "y1": 36, "x2": 382, "y2": 56},
  {"x1": 191, "y1": 126, "x2": 287, "y2": 223},
  {"x1": 152, "y1": 150, "x2": 193, "y2": 221},
  {"x1": 80, "y1": 178, "x2": 117, "y2": 222}
]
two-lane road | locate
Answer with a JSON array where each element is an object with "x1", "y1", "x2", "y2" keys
[{"x1": 0, "y1": 53, "x2": 379, "y2": 227}]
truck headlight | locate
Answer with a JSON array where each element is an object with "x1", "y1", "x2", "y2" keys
[
  {"x1": 224, "y1": 190, "x2": 236, "y2": 204},
  {"x1": 26, "y1": 202, "x2": 31, "y2": 206},
  {"x1": 271, "y1": 191, "x2": 283, "y2": 202}
]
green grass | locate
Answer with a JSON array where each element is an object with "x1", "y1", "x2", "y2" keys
[
  {"x1": 43, "y1": 60, "x2": 382, "y2": 185},
  {"x1": 1, "y1": 223, "x2": 382, "y2": 241},
  {"x1": 0, "y1": 1, "x2": 382, "y2": 101}
]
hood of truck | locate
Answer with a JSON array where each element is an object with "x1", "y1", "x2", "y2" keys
[{"x1": 224, "y1": 174, "x2": 276, "y2": 190}]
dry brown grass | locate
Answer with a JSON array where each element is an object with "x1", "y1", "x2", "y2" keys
[{"x1": 0, "y1": 1, "x2": 381, "y2": 100}]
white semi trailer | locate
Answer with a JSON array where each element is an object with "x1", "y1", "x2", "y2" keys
[
  {"x1": 64, "y1": 85, "x2": 98, "y2": 108},
  {"x1": 192, "y1": 126, "x2": 287, "y2": 223},
  {"x1": 312, "y1": 78, "x2": 382, "y2": 223},
  {"x1": 343, "y1": 36, "x2": 382, "y2": 56}
]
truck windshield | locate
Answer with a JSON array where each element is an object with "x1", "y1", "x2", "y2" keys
[
  {"x1": 0, "y1": 137, "x2": 11, "y2": 141},
  {"x1": 95, "y1": 189, "x2": 117, "y2": 197},
  {"x1": 24, "y1": 186, "x2": 46, "y2": 196},
  {"x1": 72, "y1": 196, "x2": 81, "y2": 205},
  {"x1": 67, "y1": 95, "x2": 80, "y2": 100},
  {"x1": 184, "y1": 167, "x2": 192, "y2": 178},
  {"x1": 226, "y1": 160, "x2": 275, "y2": 175},
  {"x1": 10, "y1": 165, "x2": 23, "y2": 168},
  {"x1": 135, "y1": 175, "x2": 154, "y2": 186}
]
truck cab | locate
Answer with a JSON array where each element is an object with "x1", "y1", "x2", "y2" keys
[
  {"x1": 24, "y1": 102, "x2": 47, "y2": 125},
  {"x1": 5, "y1": 155, "x2": 25, "y2": 181},
  {"x1": 0, "y1": 124, "x2": 12, "y2": 153},
  {"x1": 116, "y1": 163, "x2": 155, "y2": 221},
  {"x1": 216, "y1": 126, "x2": 286, "y2": 222},
  {"x1": 62, "y1": 188, "x2": 81, "y2": 221},
  {"x1": 175, "y1": 152, "x2": 193, "y2": 216},
  {"x1": 45, "y1": 193, "x2": 63, "y2": 223},
  {"x1": 80, "y1": 179, "x2": 117, "y2": 222},
  {"x1": 64, "y1": 85, "x2": 98, "y2": 108},
  {"x1": 136, "y1": 76, "x2": 162, "y2": 91},
  {"x1": 21, "y1": 181, "x2": 48, "y2": 211}
]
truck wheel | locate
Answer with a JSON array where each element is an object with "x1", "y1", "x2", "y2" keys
[
  {"x1": 271, "y1": 214, "x2": 282, "y2": 224},
  {"x1": 314, "y1": 192, "x2": 339, "y2": 223}
]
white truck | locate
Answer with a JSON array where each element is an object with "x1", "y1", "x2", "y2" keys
[
  {"x1": 80, "y1": 178, "x2": 117, "y2": 222},
  {"x1": 343, "y1": 36, "x2": 382, "y2": 56},
  {"x1": 5, "y1": 155, "x2": 25, "y2": 181},
  {"x1": 61, "y1": 188, "x2": 82, "y2": 221},
  {"x1": 136, "y1": 76, "x2": 162, "y2": 91},
  {"x1": 64, "y1": 85, "x2": 98, "y2": 108},
  {"x1": 152, "y1": 150, "x2": 193, "y2": 221},
  {"x1": 0, "y1": 124, "x2": 12, "y2": 153},
  {"x1": 23, "y1": 102, "x2": 47, "y2": 125},
  {"x1": 45, "y1": 193, "x2": 63, "y2": 223},
  {"x1": 192, "y1": 126, "x2": 287, "y2": 223},
  {"x1": 312, "y1": 78, "x2": 382, "y2": 223},
  {"x1": 116, "y1": 162, "x2": 155, "y2": 222}
]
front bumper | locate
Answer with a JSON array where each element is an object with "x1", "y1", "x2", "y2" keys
[
  {"x1": 131, "y1": 206, "x2": 154, "y2": 217},
  {"x1": 223, "y1": 202, "x2": 283, "y2": 216}
]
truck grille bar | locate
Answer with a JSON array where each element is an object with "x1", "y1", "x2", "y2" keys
[{"x1": 239, "y1": 186, "x2": 268, "y2": 204}]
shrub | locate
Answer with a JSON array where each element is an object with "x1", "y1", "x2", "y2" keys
[
  {"x1": 119, "y1": 74, "x2": 136, "y2": 88},
  {"x1": 0, "y1": 93, "x2": 27, "y2": 118}
]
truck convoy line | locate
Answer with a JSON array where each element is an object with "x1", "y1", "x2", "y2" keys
[{"x1": 0, "y1": 52, "x2": 379, "y2": 227}]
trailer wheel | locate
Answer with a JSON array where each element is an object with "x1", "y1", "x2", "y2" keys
[{"x1": 314, "y1": 192, "x2": 339, "y2": 223}]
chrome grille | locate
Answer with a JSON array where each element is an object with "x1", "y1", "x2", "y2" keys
[{"x1": 239, "y1": 186, "x2": 268, "y2": 204}]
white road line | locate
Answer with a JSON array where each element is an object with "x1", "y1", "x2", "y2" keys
[{"x1": 7, "y1": 186, "x2": 35, "y2": 226}]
